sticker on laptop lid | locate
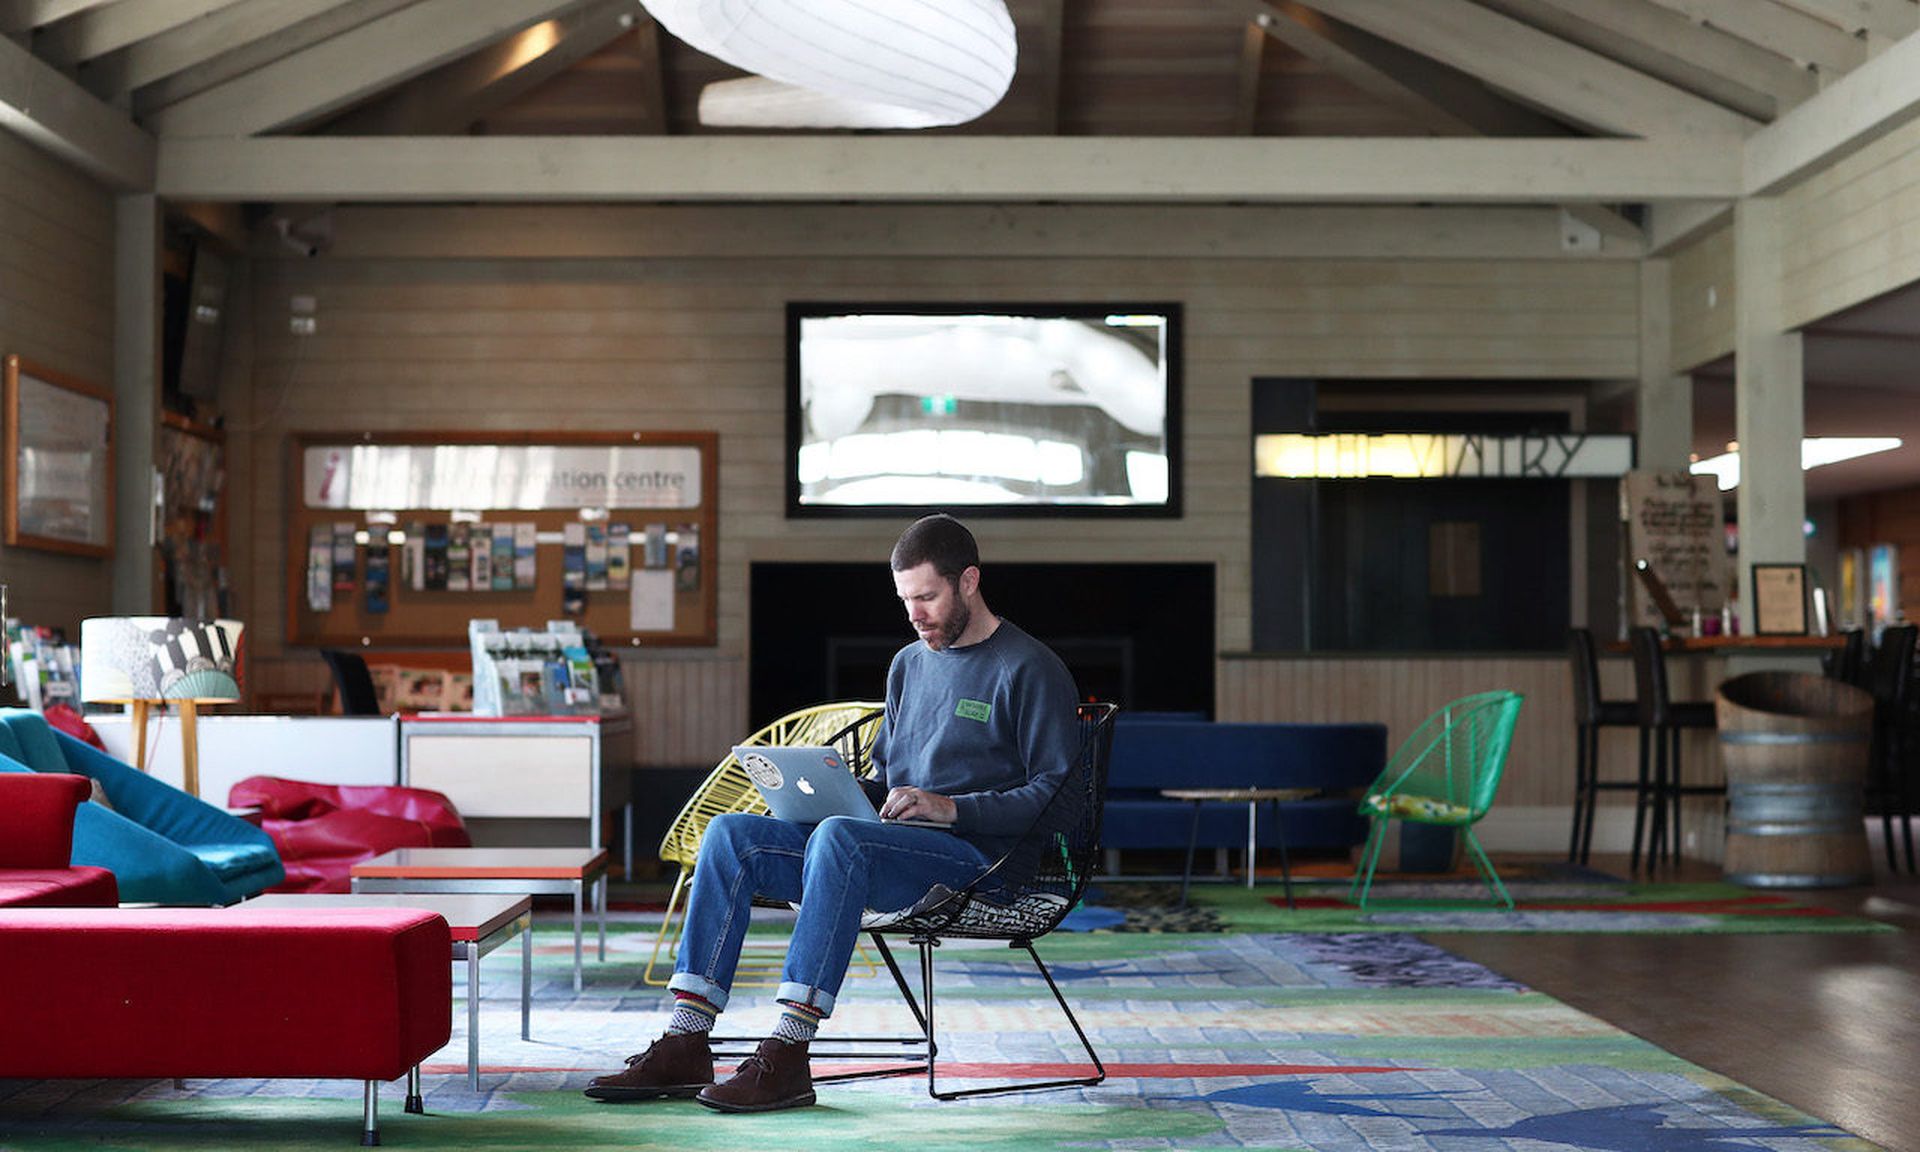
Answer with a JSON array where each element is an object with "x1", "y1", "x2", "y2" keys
[{"x1": 740, "y1": 751, "x2": 783, "y2": 789}]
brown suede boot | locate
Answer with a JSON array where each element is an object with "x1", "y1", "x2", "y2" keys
[
  {"x1": 696, "y1": 1038, "x2": 816, "y2": 1113},
  {"x1": 584, "y1": 1031, "x2": 715, "y2": 1101}
]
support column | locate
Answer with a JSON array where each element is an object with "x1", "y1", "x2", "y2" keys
[
  {"x1": 1732, "y1": 195, "x2": 1806, "y2": 613},
  {"x1": 112, "y1": 194, "x2": 159, "y2": 613},
  {"x1": 1636, "y1": 259, "x2": 1693, "y2": 470}
]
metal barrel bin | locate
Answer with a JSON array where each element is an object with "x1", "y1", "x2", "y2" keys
[{"x1": 1716, "y1": 672, "x2": 1874, "y2": 888}]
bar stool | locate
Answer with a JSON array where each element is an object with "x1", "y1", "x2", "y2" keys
[
  {"x1": 1566, "y1": 628, "x2": 1641, "y2": 865},
  {"x1": 1628, "y1": 627, "x2": 1720, "y2": 868},
  {"x1": 1866, "y1": 624, "x2": 1918, "y2": 872}
]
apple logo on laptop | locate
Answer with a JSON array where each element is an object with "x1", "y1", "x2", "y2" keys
[{"x1": 796, "y1": 777, "x2": 816, "y2": 796}]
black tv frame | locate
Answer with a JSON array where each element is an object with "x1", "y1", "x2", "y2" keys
[{"x1": 785, "y1": 301, "x2": 1183, "y2": 519}]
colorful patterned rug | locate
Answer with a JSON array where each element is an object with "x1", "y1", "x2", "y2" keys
[
  {"x1": 1062, "y1": 880, "x2": 1897, "y2": 934},
  {"x1": 0, "y1": 919, "x2": 1880, "y2": 1151}
]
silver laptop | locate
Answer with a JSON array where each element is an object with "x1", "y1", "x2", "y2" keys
[{"x1": 734, "y1": 745, "x2": 952, "y2": 828}]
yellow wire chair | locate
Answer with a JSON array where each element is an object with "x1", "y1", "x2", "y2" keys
[{"x1": 644, "y1": 701, "x2": 886, "y2": 986}]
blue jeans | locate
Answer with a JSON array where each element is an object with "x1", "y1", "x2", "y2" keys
[{"x1": 667, "y1": 813, "x2": 993, "y2": 1017}]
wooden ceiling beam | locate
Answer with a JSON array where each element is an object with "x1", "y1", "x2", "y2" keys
[
  {"x1": 154, "y1": 135, "x2": 1743, "y2": 204},
  {"x1": 145, "y1": 0, "x2": 604, "y2": 137},
  {"x1": 1029, "y1": 0, "x2": 1064, "y2": 135},
  {"x1": 1639, "y1": 0, "x2": 1866, "y2": 75},
  {"x1": 84, "y1": 0, "x2": 365, "y2": 105},
  {"x1": 1292, "y1": 0, "x2": 1757, "y2": 138},
  {"x1": 131, "y1": 0, "x2": 417, "y2": 119},
  {"x1": 0, "y1": 0, "x2": 115, "y2": 37},
  {"x1": 1234, "y1": 18, "x2": 1263, "y2": 135},
  {"x1": 0, "y1": 26, "x2": 152, "y2": 188},
  {"x1": 323, "y1": 0, "x2": 636, "y2": 135},
  {"x1": 634, "y1": 11, "x2": 666, "y2": 135},
  {"x1": 35, "y1": 0, "x2": 252, "y2": 69},
  {"x1": 1769, "y1": 0, "x2": 1918, "y2": 42},
  {"x1": 1476, "y1": 0, "x2": 1785, "y2": 122},
  {"x1": 1252, "y1": 1, "x2": 1567, "y2": 137},
  {"x1": 1745, "y1": 28, "x2": 1920, "y2": 193}
]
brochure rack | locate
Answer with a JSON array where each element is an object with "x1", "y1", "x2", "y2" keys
[{"x1": 284, "y1": 430, "x2": 717, "y2": 648}]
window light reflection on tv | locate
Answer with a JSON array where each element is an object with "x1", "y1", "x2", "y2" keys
[{"x1": 788, "y1": 304, "x2": 1181, "y2": 517}]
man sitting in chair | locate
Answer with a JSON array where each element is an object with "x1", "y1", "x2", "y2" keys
[{"x1": 587, "y1": 513, "x2": 1080, "y2": 1113}]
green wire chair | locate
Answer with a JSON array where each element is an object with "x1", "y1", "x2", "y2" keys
[{"x1": 1349, "y1": 690, "x2": 1525, "y2": 910}]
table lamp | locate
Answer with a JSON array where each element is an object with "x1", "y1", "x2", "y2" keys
[{"x1": 80, "y1": 616, "x2": 243, "y2": 799}]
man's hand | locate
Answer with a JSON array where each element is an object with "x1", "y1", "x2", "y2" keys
[{"x1": 880, "y1": 786, "x2": 957, "y2": 824}]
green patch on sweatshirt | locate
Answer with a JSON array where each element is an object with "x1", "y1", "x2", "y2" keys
[{"x1": 955, "y1": 698, "x2": 992, "y2": 723}]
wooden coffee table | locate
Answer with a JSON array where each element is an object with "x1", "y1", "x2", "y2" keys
[
  {"x1": 350, "y1": 847, "x2": 609, "y2": 992},
  {"x1": 1160, "y1": 787, "x2": 1319, "y2": 909},
  {"x1": 242, "y1": 892, "x2": 532, "y2": 1091}
]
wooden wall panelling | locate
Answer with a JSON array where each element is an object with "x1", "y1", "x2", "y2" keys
[
  {"x1": 1780, "y1": 116, "x2": 1920, "y2": 332},
  {"x1": 0, "y1": 130, "x2": 116, "y2": 638},
  {"x1": 1669, "y1": 222, "x2": 1736, "y2": 373},
  {"x1": 233, "y1": 204, "x2": 1641, "y2": 772}
]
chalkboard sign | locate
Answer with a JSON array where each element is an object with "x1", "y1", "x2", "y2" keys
[{"x1": 1622, "y1": 470, "x2": 1727, "y2": 628}]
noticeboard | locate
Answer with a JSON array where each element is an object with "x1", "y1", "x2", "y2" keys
[{"x1": 285, "y1": 430, "x2": 717, "y2": 649}]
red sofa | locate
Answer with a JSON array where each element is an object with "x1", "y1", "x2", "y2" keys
[
  {"x1": 231, "y1": 776, "x2": 471, "y2": 894},
  {"x1": 0, "y1": 907, "x2": 452, "y2": 1145},
  {"x1": 0, "y1": 772, "x2": 118, "y2": 907}
]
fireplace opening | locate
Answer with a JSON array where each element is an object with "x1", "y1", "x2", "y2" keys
[{"x1": 751, "y1": 562, "x2": 1213, "y2": 726}]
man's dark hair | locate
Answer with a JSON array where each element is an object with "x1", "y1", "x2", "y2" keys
[{"x1": 890, "y1": 514, "x2": 979, "y2": 578}]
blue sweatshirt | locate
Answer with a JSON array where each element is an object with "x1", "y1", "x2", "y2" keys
[{"x1": 868, "y1": 620, "x2": 1081, "y2": 857}]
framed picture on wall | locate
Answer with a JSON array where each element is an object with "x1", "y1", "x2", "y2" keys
[
  {"x1": 2, "y1": 355, "x2": 113, "y2": 557},
  {"x1": 1751, "y1": 562, "x2": 1809, "y2": 636}
]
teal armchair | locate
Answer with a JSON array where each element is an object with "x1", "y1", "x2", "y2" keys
[
  {"x1": 0, "y1": 709, "x2": 283, "y2": 905},
  {"x1": 1349, "y1": 691, "x2": 1524, "y2": 910}
]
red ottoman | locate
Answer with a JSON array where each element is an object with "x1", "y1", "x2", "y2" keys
[
  {"x1": 232, "y1": 776, "x2": 471, "y2": 894},
  {"x1": 0, "y1": 907, "x2": 451, "y2": 1145}
]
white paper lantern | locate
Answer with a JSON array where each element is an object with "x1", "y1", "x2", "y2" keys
[{"x1": 643, "y1": 0, "x2": 1018, "y2": 129}]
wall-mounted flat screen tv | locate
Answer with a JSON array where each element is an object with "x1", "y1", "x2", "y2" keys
[{"x1": 787, "y1": 302, "x2": 1182, "y2": 518}]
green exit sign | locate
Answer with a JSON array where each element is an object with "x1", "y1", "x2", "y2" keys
[{"x1": 922, "y1": 395, "x2": 957, "y2": 415}]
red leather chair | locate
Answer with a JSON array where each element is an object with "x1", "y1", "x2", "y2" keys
[{"x1": 229, "y1": 776, "x2": 470, "y2": 893}]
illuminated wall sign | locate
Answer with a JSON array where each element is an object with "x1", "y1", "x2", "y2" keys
[
  {"x1": 1253, "y1": 433, "x2": 1634, "y2": 480},
  {"x1": 301, "y1": 444, "x2": 703, "y2": 510}
]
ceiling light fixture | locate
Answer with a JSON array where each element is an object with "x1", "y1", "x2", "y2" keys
[
  {"x1": 642, "y1": 0, "x2": 1018, "y2": 129},
  {"x1": 1688, "y1": 436, "x2": 1903, "y2": 491}
]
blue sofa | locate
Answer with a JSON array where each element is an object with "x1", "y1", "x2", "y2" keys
[
  {"x1": 0, "y1": 709, "x2": 283, "y2": 905},
  {"x1": 1102, "y1": 715, "x2": 1386, "y2": 855}
]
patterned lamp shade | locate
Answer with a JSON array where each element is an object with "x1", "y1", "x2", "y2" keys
[{"x1": 80, "y1": 617, "x2": 244, "y2": 704}]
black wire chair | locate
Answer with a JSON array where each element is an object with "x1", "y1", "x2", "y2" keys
[{"x1": 779, "y1": 701, "x2": 1120, "y2": 1100}]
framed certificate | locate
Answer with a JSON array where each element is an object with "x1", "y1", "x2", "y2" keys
[
  {"x1": 3, "y1": 355, "x2": 113, "y2": 557},
  {"x1": 1751, "y1": 562, "x2": 1809, "y2": 636}
]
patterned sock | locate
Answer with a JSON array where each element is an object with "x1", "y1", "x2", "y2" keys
[
  {"x1": 666, "y1": 992, "x2": 719, "y2": 1036},
  {"x1": 772, "y1": 999, "x2": 824, "y2": 1045}
]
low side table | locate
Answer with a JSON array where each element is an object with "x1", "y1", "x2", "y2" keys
[
  {"x1": 241, "y1": 892, "x2": 532, "y2": 1092},
  {"x1": 351, "y1": 847, "x2": 609, "y2": 992},
  {"x1": 1161, "y1": 787, "x2": 1319, "y2": 909}
]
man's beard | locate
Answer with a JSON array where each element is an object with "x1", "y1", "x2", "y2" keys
[{"x1": 930, "y1": 599, "x2": 970, "y2": 650}]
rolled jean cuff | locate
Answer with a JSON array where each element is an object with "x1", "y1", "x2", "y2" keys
[
  {"x1": 667, "y1": 971, "x2": 730, "y2": 1013},
  {"x1": 775, "y1": 981, "x2": 836, "y2": 1017}
]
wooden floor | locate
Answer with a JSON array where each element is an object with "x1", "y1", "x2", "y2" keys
[{"x1": 1431, "y1": 852, "x2": 1920, "y2": 1152}]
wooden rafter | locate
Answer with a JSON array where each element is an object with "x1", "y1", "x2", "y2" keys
[
  {"x1": 1746, "y1": 28, "x2": 1920, "y2": 193},
  {"x1": 1639, "y1": 0, "x2": 1866, "y2": 75},
  {"x1": 132, "y1": 0, "x2": 417, "y2": 118},
  {"x1": 323, "y1": 0, "x2": 637, "y2": 135},
  {"x1": 35, "y1": 0, "x2": 252, "y2": 69},
  {"x1": 85, "y1": 0, "x2": 373, "y2": 105},
  {"x1": 1030, "y1": 0, "x2": 1065, "y2": 135},
  {"x1": 0, "y1": 26, "x2": 152, "y2": 188},
  {"x1": 1477, "y1": 0, "x2": 1785, "y2": 122},
  {"x1": 1769, "y1": 0, "x2": 1918, "y2": 42},
  {"x1": 1253, "y1": 1, "x2": 1567, "y2": 137},
  {"x1": 145, "y1": 0, "x2": 605, "y2": 138},
  {"x1": 1292, "y1": 0, "x2": 1758, "y2": 138},
  {"x1": 0, "y1": 0, "x2": 115, "y2": 37},
  {"x1": 634, "y1": 10, "x2": 666, "y2": 135},
  {"x1": 1235, "y1": 18, "x2": 1264, "y2": 134},
  {"x1": 1520, "y1": 0, "x2": 1817, "y2": 118}
]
